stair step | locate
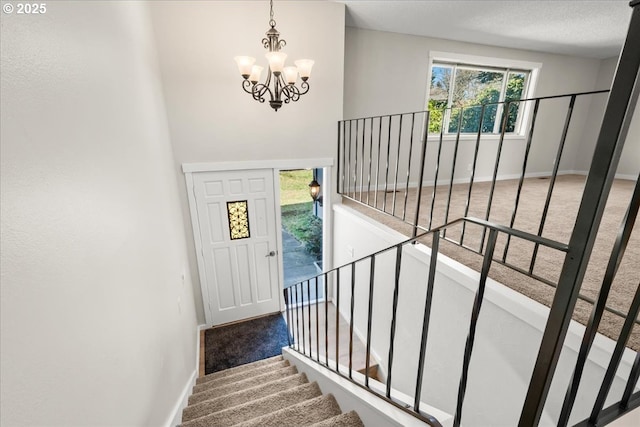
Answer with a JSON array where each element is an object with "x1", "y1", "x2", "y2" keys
[
  {"x1": 188, "y1": 365, "x2": 298, "y2": 406},
  {"x1": 309, "y1": 410, "x2": 365, "y2": 427},
  {"x1": 231, "y1": 393, "x2": 342, "y2": 427},
  {"x1": 181, "y1": 382, "x2": 322, "y2": 427},
  {"x1": 196, "y1": 355, "x2": 284, "y2": 385},
  {"x1": 192, "y1": 360, "x2": 290, "y2": 394},
  {"x1": 183, "y1": 373, "x2": 309, "y2": 422}
]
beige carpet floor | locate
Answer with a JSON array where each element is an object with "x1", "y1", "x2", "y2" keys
[{"x1": 343, "y1": 175, "x2": 640, "y2": 350}]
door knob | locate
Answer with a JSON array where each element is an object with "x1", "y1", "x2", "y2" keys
[{"x1": 265, "y1": 250, "x2": 277, "y2": 257}]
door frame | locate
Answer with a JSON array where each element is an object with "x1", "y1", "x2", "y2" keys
[{"x1": 183, "y1": 158, "x2": 334, "y2": 326}]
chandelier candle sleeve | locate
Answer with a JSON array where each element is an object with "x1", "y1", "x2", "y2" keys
[{"x1": 234, "y1": 0, "x2": 314, "y2": 111}]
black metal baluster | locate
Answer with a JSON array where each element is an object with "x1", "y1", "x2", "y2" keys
[
  {"x1": 414, "y1": 231, "x2": 440, "y2": 413},
  {"x1": 374, "y1": 116, "x2": 383, "y2": 209},
  {"x1": 453, "y1": 228, "x2": 498, "y2": 427},
  {"x1": 383, "y1": 116, "x2": 392, "y2": 213},
  {"x1": 480, "y1": 103, "x2": 510, "y2": 253},
  {"x1": 589, "y1": 281, "x2": 640, "y2": 424},
  {"x1": 346, "y1": 120, "x2": 352, "y2": 198},
  {"x1": 529, "y1": 95, "x2": 576, "y2": 274},
  {"x1": 354, "y1": 120, "x2": 359, "y2": 199},
  {"x1": 301, "y1": 282, "x2": 306, "y2": 355},
  {"x1": 335, "y1": 268, "x2": 341, "y2": 374},
  {"x1": 386, "y1": 245, "x2": 404, "y2": 398},
  {"x1": 392, "y1": 115, "x2": 404, "y2": 216},
  {"x1": 337, "y1": 121, "x2": 343, "y2": 194},
  {"x1": 503, "y1": 99, "x2": 540, "y2": 262},
  {"x1": 349, "y1": 262, "x2": 356, "y2": 379},
  {"x1": 284, "y1": 288, "x2": 292, "y2": 347},
  {"x1": 361, "y1": 118, "x2": 366, "y2": 202},
  {"x1": 307, "y1": 280, "x2": 312, "y2": 357},
  {"x1": 367, "y1": 117, "x2": 374, "y2": 205},
  {"x1": 294, "y1": 284, "x2": 301, "y2": 352},
  {"x1": 403, "y1": 113, "x2": 416, "y2": 221},
  {"x1": 621, "y1": 352, "x2": 640, "y2": 409},
  {"x1": 443, "y1": 108, "x2": 464, "y2": 239},
  {"x1": 324, "y1": 272, "x2": 329, "y2": 366},
  {"x1": 365, "y1": 256, "x2": 376, "y2": 388},
  {"x1": 460, "y1": 105, "x2": 485, "y2": 246},
  {"x1": 429, "y1": 112, "x2": 446, "y2": 230},
  {"x1": 558, "y1": 174, "x2": 639, "y2": 426},
  {"x1": 413, "y1": 111, "x2": 430, "y2": 238},
  {"x1": 315, "y1": 276, "x2": 320, "y2": 363}
]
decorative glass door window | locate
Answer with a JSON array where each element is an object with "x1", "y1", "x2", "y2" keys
[{"x1": 227, "y1": 200, "x2": 250, "y2": 240}]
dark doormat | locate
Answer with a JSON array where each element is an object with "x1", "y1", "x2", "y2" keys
[{"x1": 204, "y1": 313, "x2": 291, "y2": 375}]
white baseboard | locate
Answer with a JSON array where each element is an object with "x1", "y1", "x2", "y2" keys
[
  {"x1": 341, "y1": 169, "x2": 636, "y2": 196},
  {"x1": 166, "y1": 369, "x2": 197, "y2": 427},
  {"x1": 165, "y1": 324, "x2": 205, "y2": 427}
]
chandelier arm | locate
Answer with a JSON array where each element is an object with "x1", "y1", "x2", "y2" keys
[
  {"x1": 281, "y1": 84, "x2": 301, "y2": 103},
  {"x1": 241, "y1": 79, "x2": 254, "y2": 95},
  {"x1": 251, "y1": 83, "x2": 271, "y2": 103},
  {"x1": 298, "y1": 80, "x2": 310, "y2": 95}
]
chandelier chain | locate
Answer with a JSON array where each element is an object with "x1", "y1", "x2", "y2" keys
[{"x1": 269, "y1": 0, "x2": 276, "y2": 28}]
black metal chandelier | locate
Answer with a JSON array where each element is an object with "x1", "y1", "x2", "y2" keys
[{"x1": 234, "y1": 0, "x2": 314, "y2": 112}]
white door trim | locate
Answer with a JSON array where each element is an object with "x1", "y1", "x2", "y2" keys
[{"x1": 184, "y1": 159, "x2": 334, "y2": 325}]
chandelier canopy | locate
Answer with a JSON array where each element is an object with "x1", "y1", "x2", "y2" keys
[{"x1": 234, "y1": 0, "x2": 314, "y2": 112}]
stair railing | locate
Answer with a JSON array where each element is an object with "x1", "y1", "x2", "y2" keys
[
  {"x1": 284, "y1": 215, "x2": 571, "y2": 426},
  {"x1": 304, "y1": 2, "x2": 640, "y2": 424}
]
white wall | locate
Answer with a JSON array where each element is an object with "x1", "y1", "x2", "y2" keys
[
  {"x1": 0, "y1": 2, "x2": 198, "y2": 426},
  {"x1": 332, "y1": 205, "x2": 637, "y2": 427},
  {"x1": 575, "y1": 56, "x2": 640, "y2": 178},
  {"x1": 342, "y1": 27, "x2": 613, "y2": 186},
  {"x1": 148, "y1": 1, "x2": 345, "y2": 323}
]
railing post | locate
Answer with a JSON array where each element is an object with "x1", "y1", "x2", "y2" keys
[{"x1": 519, "y1": 2, "x2": 640, "y2": 425}]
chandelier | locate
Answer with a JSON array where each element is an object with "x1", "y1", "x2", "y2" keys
[{"x1": 234, "y1": 0, "x2": 314, "y2": 112}]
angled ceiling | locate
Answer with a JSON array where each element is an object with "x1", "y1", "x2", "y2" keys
[{"x1": 336, "y1": 1, "x2": 632, "y2": 59}]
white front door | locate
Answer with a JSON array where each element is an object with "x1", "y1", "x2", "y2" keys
[{"x1": 192, "y1": 169, "x2": 281, "y2": 325}]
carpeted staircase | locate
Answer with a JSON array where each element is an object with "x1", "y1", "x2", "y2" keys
[{"x1": 180, "y1": 355, "x2": 365, "y2": 427}]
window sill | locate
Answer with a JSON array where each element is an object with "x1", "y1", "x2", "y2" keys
[{"x1": 426, "y1": 133, "x2": 526, "y2": 143}]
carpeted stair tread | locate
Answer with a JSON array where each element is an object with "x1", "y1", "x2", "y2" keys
[
  {"x1": 231, "y1": 393, "x2": 342, "y2": 427},
  {"x1": 188, "y1": 365, "x2": 298, "y2": 405},
  {"x1": 192, "y1": 360, "x2": 290, "y2": 394},
  {"x1": 181, "y1": 382, "x2": 322, "y2": 427},
  {"x1": 309, "y1": 411, "x2": 365, "y2": 427},
  {"x1": 182, "y1": 372, "x2": 309, "y2": 422},
  {"x1": 196, "y1": 355, "x2": 284, "y2": 385}
]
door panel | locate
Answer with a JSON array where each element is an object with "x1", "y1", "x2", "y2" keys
[{"x1": 193, "y1": 169, "x2": 280, "y2": 325}]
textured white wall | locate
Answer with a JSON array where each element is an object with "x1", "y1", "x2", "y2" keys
[
  {"x1": 148, "y1": 1, "x2": 345, "y2": 323},
  {"x1": 0, "y1": 2, "x2": 197, "y2": 425}
]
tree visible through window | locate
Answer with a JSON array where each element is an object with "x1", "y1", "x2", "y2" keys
[{"x1": 428, "y1": 62, "x2": 529, "y2": 135}]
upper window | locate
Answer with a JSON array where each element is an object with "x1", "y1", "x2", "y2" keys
[{"x1": 427, "y1": 60, "x2": 534, "y2": 135}]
